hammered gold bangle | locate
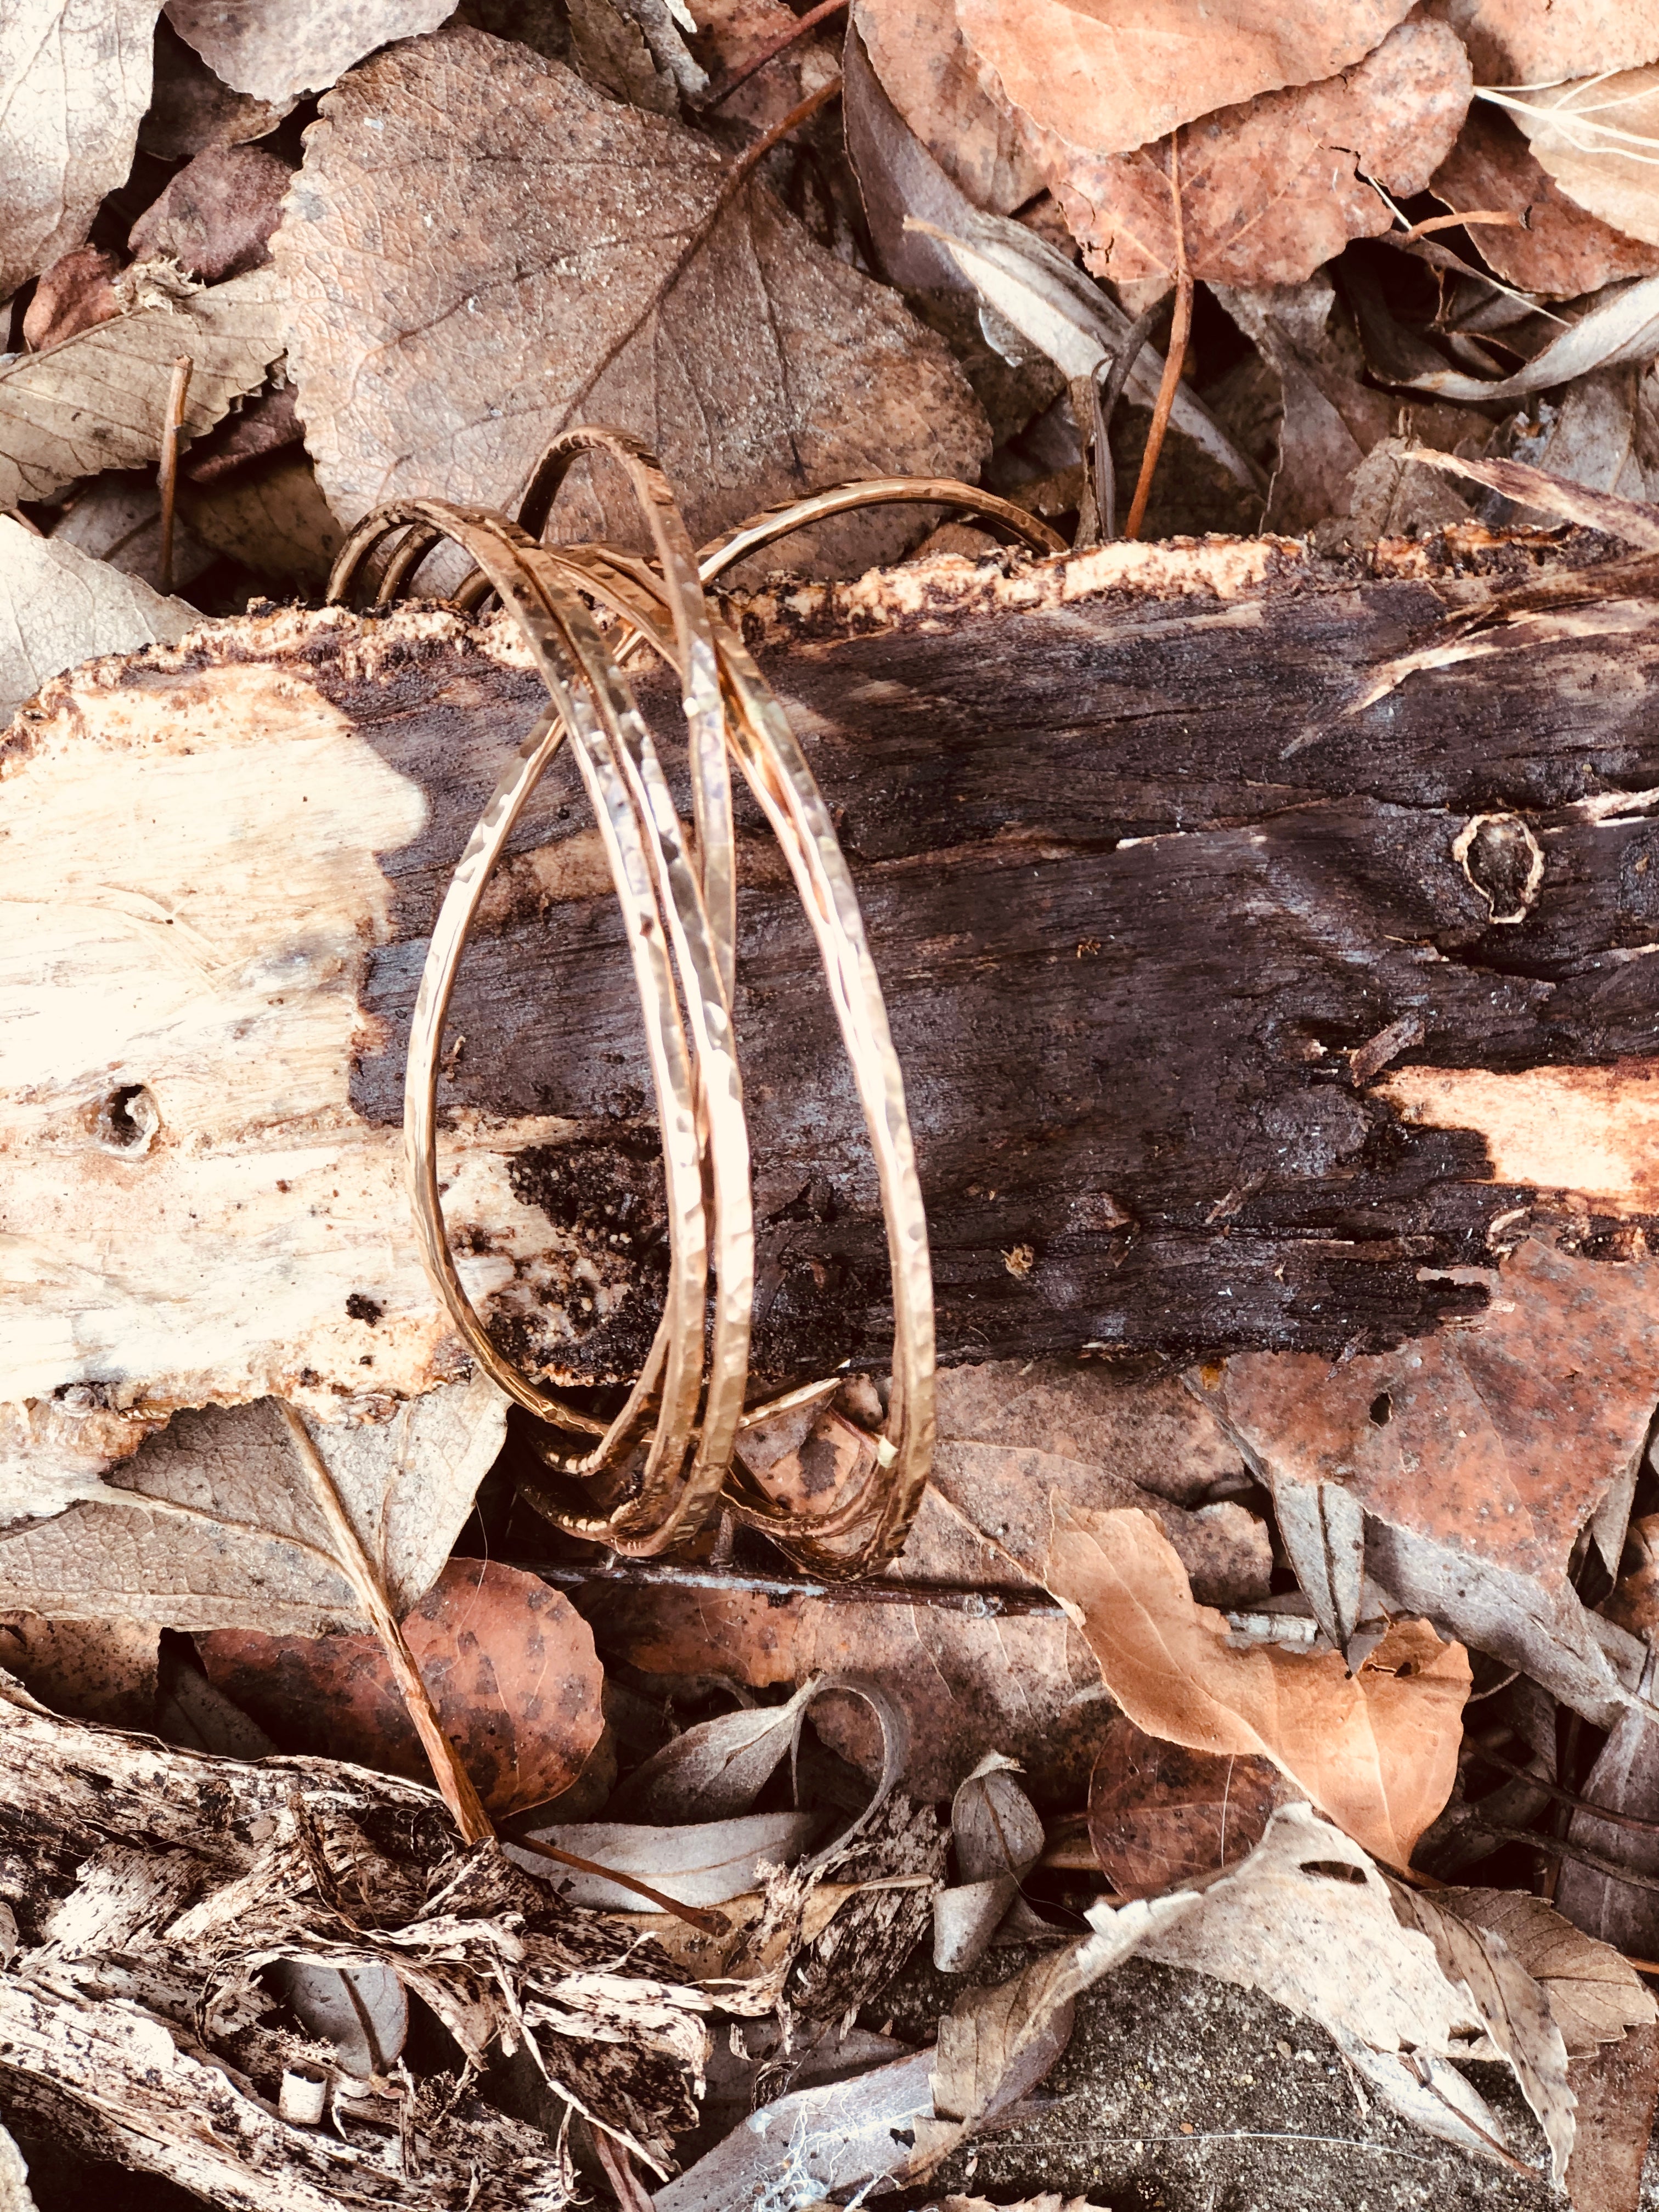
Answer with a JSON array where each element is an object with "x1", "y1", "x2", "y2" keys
[{"x1": 333, "y1": 454, "x2": 1063, "y2": 1573}]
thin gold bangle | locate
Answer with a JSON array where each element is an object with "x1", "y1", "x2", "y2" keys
[{"x1": 329, "y1": 502, "x2": 735, "y2": 1554}]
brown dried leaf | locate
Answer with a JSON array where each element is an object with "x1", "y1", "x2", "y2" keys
[
  {"x1": 1430, "y1": 105, "x2": 1659, "y2": 298},
  {"x1": 1424, "y1": 0, "x2": 1659, "y2": 86},
  {"x1": 953, "y1": 0, "x2": 1419, "y2": 168},
  {"x1": 1429, "y1": 1886, "x2": 1657, "y2": 2057},
  {"x1": 1565, "y1": 2021, "x2": 1659, "y2": 2212},
  {"x1": 0, "y1": 0, "x2": 160, "y2": 303},
  {"x1": 0, "y1": 516, "x2": 196, "y2": 728},
  {"x1": 128, "y1": 143, "x2": 292, "y2": 283},
  {"x1": 165, "y1": 0, "x2": 455, "y2": 103},
  {"x1": 20, "y1": 246, "x2": 122, "y2": 352},
  {"x1": 1605, "y1": 1511, "x2": 1659, "y2": 1639},
  {"x1": 689, "y1": 0, "x2": 838, "y2": 133},
  {"x1": 0, "y1": 1616, "x2": 157, "y2": 1730},
  {"x1": 1042, "y1": 1503, "x2": 1469, "y2": 1867},
  {"x1": 1204, "y1": 1235, "x2": 1659, "y2": 1727},
  {"x1": 0, "y1": 267, "x2": 285, "y2": 510},
  {"x1": 140, "y1": 15, "x2": 291, "y2": 159},
  {"x1": 180, "y1": 448, "x2": 346, "y2": 584},
  {"x1": 1390, "y1": 1881, "x2": 1576, "y2": 2185},
  {"x1": 606, "y1": 1675, "x2": 820, "y2": 1824},
  {"x1": 853, "y1": 0, "x2": 1040, "y2": 216},
  {"x1": 1555, "y1": 1706, "x2": 1659, "y2": 1965},
  {"x1": 1038, "y1": 19, "x2": 1472, "y2": 290},
  {"x1": 200, "y1": 1557, "x2": 603, "y2": 1816},
  {"x1": 274, "y1": 28, "x2": 988, "y2": 574},
  {"x1": 1086, "y1": 1714, "x2": 1282, "y2": 1897}
]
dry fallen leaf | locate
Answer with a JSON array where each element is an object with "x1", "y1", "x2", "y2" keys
[
  {"x1": 1204, "y1": 1235, "x2": 1659, "y2": 1727},
  {"x1": 1555, "y1": 1705, "x2": 1659, "y2": 1965},
  {"x1": 853, "y1": 0, "x2": 1042, "y2": 216},
  {"x1": 20, "y1": 245, "x2": 123, "y2": 352},
  {"x1": 1430, "y1": 105, "x2": 1659, "y2": 299},
  {"x1": 1086, "y1": 1714, "x2": 1283, "y2": 1897},
  {"x1": 180, "y1": 449, "x2": 346, "y2": 585},
  {"x1": 201, "y1": 1555, "x2": 603, "y2": 1816},
  {"x1": 606, "y1": 1674, "x2": 822, "y2": 1824},
  {"x1": 127, "y1": 142, "x2": 292, "y2": 283},
  {"x1": 0, "y1": 516, "x2": 198, "y2": 729},
  {"x1": 952, "y1": 0, "x2": 1420, "y2": 169},
  {"x1": 0, "y1": 0, "x2": 161, "y2": 304},
  {"x1": 511, "y1": 1809, "x2": 818, "y2": 1909},
  {"x1": 1390, "y1": 1880, "x2": 1576, "y2": 2184},
  {"x1": 165, "y1": 0, "x2": 455, "y2": 103},
  {"x1": 1497, "y1": 70, "x2": 1659, "y2": 256},
  {"x1": 1429, "y1": 1886, "x2": 1657, "y2": 2057},
  {"x1": 690, "y1": 0, "x2": 838, "y2": 134},
  {"x1": 0, "y1": 1380, "x2": 506, "y2": 1630},
  {"x1": 1382, "y1": 268, "x2": 1659, "y2": 402},
  {"x1": 1142, "y1": 1804, "x2": 1537, "y2": 2171},
  {"x1": 1424, "y1": 0, "x2": 1659, "y2": 86},
  {"x1": 934, "y1": 1750, "x2": 1044, "y2": 1971},
  {"x1": 275, "y1": 27, "x2": 988, "y2": 574},
  {"x1": 140, "y1": 14, "x2": 291, "y2": 158},
  {"x1": 1036, "y1": 19, "x2": 1471, "y2": 291},
  {"x1": 0, "y1": 1615, "x2": 158, "y2": 1730},
  {"x1": 1042, "y1": 1502, "x2": 1469, "y2": 1867},
  {"x1": 0, "y1": 267, "x2": 286, "y2": 511}
]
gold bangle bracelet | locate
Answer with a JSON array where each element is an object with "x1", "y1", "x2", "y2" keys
[
  {"x1": 330, "y1": 452, "x2": 1059, "y2": 1573},
  {"x1": 328, "y1": 501, "x2": 741, "y2": 1554}
]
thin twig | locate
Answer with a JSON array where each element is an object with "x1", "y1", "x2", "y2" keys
[
  {"x1": 1398, "y1": 209, "x2": 1525, "y2": 244},
  {"x1": 156, "y1": 352, "x2": 192, "y2": 597},
  {"x1": 277, "y1": 1403, "x2": 494, "y2": 1846},
  {"x1": 726, "y1": 73, "x2": 843, "y2": 193},
  {"x1": 500, "y1": 1827, "x2": 730, "y2": 1934},
  {"x1": 1124, "y1": 132, "x2": 1192, "y2": 543},
  {"x1": 1464, "y1": 1820, "x2": 1659, "y2": 1897},
  {"x1": 1095, "y1": 296, "x2": 1165, "y2": 542},
  {"x1": 521, "y1": 1555, "x2": 1066, "y2": 1616},
  {"x1": 704, "y1": 0, "x2": 847, "y2": 110},
  {"x1": 1463, "y1": 1739, "x2": 1659, "y2": 1836}
]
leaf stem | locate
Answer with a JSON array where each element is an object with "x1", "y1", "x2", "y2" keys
[
  {"x1": 498, "y1": 1826, "x2": 730, "y2": 1933},
  {"x1": 704, "y1": 0, "x2": 847, "y2": 111},
  {"x1": 277, "y1": 1403, "x2": 494, "y2": 1846},
  {"x1": 1124, "y1": 132, "x2": 1190, "y2": 544}
]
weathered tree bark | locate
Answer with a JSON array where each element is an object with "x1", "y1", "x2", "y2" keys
[{"x1": 4, "y1": 528, "x2": 1657, "y2": 1492}]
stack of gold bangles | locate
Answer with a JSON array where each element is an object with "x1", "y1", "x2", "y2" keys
[{"x1": 328, "y1": 431, "x2": 1063, "y2": 1577}]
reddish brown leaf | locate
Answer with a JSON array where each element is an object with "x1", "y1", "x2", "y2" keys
[
  {"x1": 854, "y1": 0, "x2": 1041, "y2": 215},
  {"x1": 128, "y1": 142, "x2": 292, "y2": 283},
  {"x1": 1430, "y1": 106, "x2": 1659, "y2": 299},
  {"x1": 1037, "y1": 19, "x2": 1472, "y2": 290},
  {"x1": 1086, "y1": 1714, "x2": 1283, "y2": 1897},
  {"x1": 953, "y1": 0, "x2": 1420, "y2": 167},
  {"x1": 1424, "y1": 0, "x2": 1659, "y2": 86},
  {"x1": 200, "y1": 1558, "x2": 603, "y2": 1816},
  {"x1": 1565, "y1": 2021, "x2": 1659, "y2": 2212},
  {"x1": 21, "y1": 246, "x2": 122, "y2": 352}
]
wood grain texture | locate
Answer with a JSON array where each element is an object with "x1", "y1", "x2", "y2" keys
[{"x1": 3, "y1": 528, "x2": 1657, "y2": 1492}]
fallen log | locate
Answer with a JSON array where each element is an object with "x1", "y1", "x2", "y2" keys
[{"x1": 3, "y1": 524, "x2": 1657, "y2": 1497}]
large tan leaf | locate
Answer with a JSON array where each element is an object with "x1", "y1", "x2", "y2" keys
[
  {"x1": 1500, "y1": 70, "x2": 1659, "y2": 253},
  {"x1": 1040, "y1": 1502, "x2": 1469, "y2": 1867},
  {"x1": 0, "y1": 268, "x2": 286, "y2": 512},
  {"x1": 1425, "y1": 0, "x2": 1659, "y2": 86},
  {"x1": 0, "y1": 518, "x2": 198, "y2": 729},
  {"x1": 274, "y1": 28, "x2": 988, "y2": 572},
  {"x1": 0, "y1": 1379, "x2": 507, "y2": 1635},
  {"x1": 165, "y1": 0, "x2": 455, "y2": 103},
  {"x1": 0, "y1": 0, "x2": 160, "y2": 304},
  {"x1": 1430, "y1": 105, "x2": 1659, "y2": 298},
  {"x1": 1037, "y1": 18, "x2": 1471, "y2": 290},
  {"x1": 952, "y1": 0, "x2": 1418, "y2": 169}
]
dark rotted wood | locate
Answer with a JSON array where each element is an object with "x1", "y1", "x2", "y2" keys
[{"x1": 308, "y1": 535, "x2": 1659, "y2": 1375}]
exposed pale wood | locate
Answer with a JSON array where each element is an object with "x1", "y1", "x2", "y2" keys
[{"x1": 3, "y1": 528, "x2": 1657, "y2": 1500}]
